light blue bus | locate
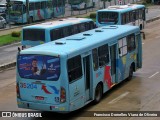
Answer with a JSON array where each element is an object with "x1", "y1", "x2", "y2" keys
[
  {"x1": 9, "y1": 0, "x2": 65, "y2": 23},
  {"x1": 16, "y1": 25, "x2": 142, "y2": 112},
  {"x1": 96, "y1": 4, "x2": 146, "y2": 30},
  {"x1": 22, "y1": 18, "x2": 95, "y2": 48}
]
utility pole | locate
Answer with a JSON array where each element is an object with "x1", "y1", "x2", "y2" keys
[
  {"x1": 6, "y1": 0, "x2": 11, "y2": 28},
  {"x1": 26, "y1": 0, "x2": 29, "y2": 23}
]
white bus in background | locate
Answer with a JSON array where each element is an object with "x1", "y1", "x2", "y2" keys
[{"x1": 69, "y1": 0, "x2": 96, "y2": 10}]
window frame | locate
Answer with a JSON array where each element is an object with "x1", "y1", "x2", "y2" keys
[
  {"x1": 127, "y1": 34, "x2": 136, "y2": 52},
  {"x1": 92, "y1": 48, "x2": 99, "y2": 71},
  {"x1": 118, "y1": 37, "x2": 128, "y2": 57},
  {"x1": 98, "y1": 44, "x2": 109, "y2": 67},
  {"x1": 67, "y1": 55, "x2": 83, "y2": 83}
]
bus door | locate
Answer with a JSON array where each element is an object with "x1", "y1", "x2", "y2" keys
[
  {"x1": 135, "y1": 10, "x2": 139, "y2": 27},
  {"x1": 83, "y1": 55, "x2": 92, "y2": 102},
  {"x1": 110, "y1": 44, "x2": 118, "y2": 83},
  {"x1": 136, "y1": 34, "x2": 142, "y2": 68}
]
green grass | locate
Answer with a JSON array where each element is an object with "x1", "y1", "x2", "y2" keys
[{"x1": 0, "y1": 34, "x2": 21, "y2": 46}]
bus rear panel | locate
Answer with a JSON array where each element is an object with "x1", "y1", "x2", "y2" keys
[{"x1": 17, "y1": 54, "x2": 70, "y2": 112}]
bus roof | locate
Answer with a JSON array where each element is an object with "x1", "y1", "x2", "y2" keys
[
  {"x1": 97, "y1": 4, "x2": 145, "y2": 13},
  {"x1": 20, "y1": 25, "x2": 140, "y2": 57},
  {"x1": 23, "y1": 18, "x2": 93, "y2": 30}
]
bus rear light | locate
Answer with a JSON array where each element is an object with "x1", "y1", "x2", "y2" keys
[
  {"x1": 60, "y1": 87, "x2": 66, "y2": 103},
  {"x1": 16, "y1": 83, "x2": 20, "y2": 98},
  {"x1": 22, "y1": 45, "x2": 26, "y2": 50}
]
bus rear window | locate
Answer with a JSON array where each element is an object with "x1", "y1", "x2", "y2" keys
[
  {"x1": 23, "y1": 29, "x2": 45, "y2": 41},
  {"x1": 17, "y1": 55, "x2": 60, "y2": 81},
  {"x1": 98, "y1": 12, "x2": 118, "y2": 24}
]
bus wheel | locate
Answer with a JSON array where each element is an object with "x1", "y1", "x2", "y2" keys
[
  {"x1": 140, "y1": 24, "x2": 143, "y2": 30},
  {"x1": 28, "y1": 17, "x2": 33, "y2": 24},
  {"x1": 127, "y1": 66, "x2": 133, "y2": 80},
  {"x1": 94, "y1": 83, "x2": 102, "y2": 104}
]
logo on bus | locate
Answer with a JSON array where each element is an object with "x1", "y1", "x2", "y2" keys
[{"x1": 41, "y1": 85, "x2": 59, "y2": 95}]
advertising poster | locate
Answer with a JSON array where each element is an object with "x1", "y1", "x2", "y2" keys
[{"x1": 17, "y1": 55, "x2": 60, "y2": 81}]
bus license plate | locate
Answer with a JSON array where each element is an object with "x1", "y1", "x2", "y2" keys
[{"x1": 35, "y1": 96, "x2": 44, "y2": 100}]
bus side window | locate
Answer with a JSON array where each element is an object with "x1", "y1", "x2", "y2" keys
[
  {"x1": 23, "y1": 5, "x2": 26, "y2": 13},
  {"x1": 139, "y1": 9, "x2": 143, "y2": 20},
  {"x1": 136, "y1": 10, "x2": 139, "y2": 20},
  {"x1": 85, "y1": 22, "x2": 90, "y2": 30},
  {"x1": 47, "y1": 1, "x2": 52, "y2": 8},
  {"x1": 121, "y1": 13, "x2": 126, "y2": 25},
  {"x1": 35, "y1": 2, "x2": 41, "y2": 9},
  {"x1": 41, "y1": 1, "x2": 46, "y2": 9},
  {"x1": 79, "y1": 23, "x2": 85, "y2": 32},
  {"x1": 73, "y1": 24, "x2": 79, "y2": 34},
  {"x1": 142, "y1": 8, "x2": 146, "y2": 20},
  {"x1": 68, "y1": 26, "x2": 73, "y2": 35},
  {"x1": 90, "y1": 21, "x2": 95, "y2": 29},
  {"x1": 127, "y1": 34, "x2": 136, "y2": 52},
  {"x1": 118, "y1": 38, "x2": 127, "y2": 56},
  {"x1": 50, "y1": 29, "x2": 63, "y2": 41},
  {"x1": 67, "y1": 55, "x2": 82, "y2": 83},
  {"x1": 130, "y1": 12, "x2": 134, "y2": 22},
  {"x1": 92, "y1": 48, "x2": 98, "y2": 71},
  {"x1": 63, "y1": 27, "x2": 69, "y2": 37},
  {"x1": 126, "y1": 12, "x2": 129, "y2": 24},
  {"x1": 29, "y1": 3, "x2": 35, "y2": 11},
  {"x1": 98, "y1": 44, "x2": 109, "y2": 67}
]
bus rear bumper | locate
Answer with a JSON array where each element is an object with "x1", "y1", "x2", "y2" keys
[{"x1": 17, "y1": 99, "x2": 69, "y2": 113}]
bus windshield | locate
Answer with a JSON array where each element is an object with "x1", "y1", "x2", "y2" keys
[
  {"x1": 23, "y1": 29, "x2": 45, "y2": 41},
  {"x1": 17, "y1": 55, "x2": 60, "y2": 81},
  {"x1": 10, "y1": 4, "x2": 23, "y2": 16},
  {"x1": 98, "y1": 12, "x2": 118, "y2": 24}
]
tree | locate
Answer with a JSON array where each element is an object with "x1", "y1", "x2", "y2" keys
[{"x1": 101, "y1": 0, "x2": 112, "y2": 8}]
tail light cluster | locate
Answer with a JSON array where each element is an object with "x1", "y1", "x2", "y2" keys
[
  {"x1": 16, "y1": 83, "x2": 20, "y2": 98},
  {"x1": 60, "y1": 87, "x2": 66, "y2": 103}
]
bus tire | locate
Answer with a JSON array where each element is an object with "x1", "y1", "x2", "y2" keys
[
  {"x1": 140, "y1": 24, "x2": 143, "y2": 30},
  {"x1": 94, "y1": 83, "x2": 102, "y2": 104},
  {"x1": 127, "y1": 65, "x2": 133, "y2": 80},
  {"x1": 28, "y1": 17, "x2": 33, "y2": 24}
]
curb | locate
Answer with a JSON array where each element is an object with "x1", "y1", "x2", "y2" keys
[
  {"x1": 0, "y1": 62, "x2": 16, "y2": 71},
  {"x1": 146, "y1": 16, "x2": 160, "y2": 23},
  {"x1": 0, "y1": 16, "x2": 160, "y2": 71}
]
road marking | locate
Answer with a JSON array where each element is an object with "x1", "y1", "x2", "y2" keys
[
  {"x1": 108, "y1": 92, "x2": 129, "y2": 104},
  {"x1": 149, "y1": 72, "x2": 159, "y2": 78}
]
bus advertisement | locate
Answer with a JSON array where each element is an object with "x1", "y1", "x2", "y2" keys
[
  {"x1": 8, "y1": 0, "x2": 65, "y2": 24},
  {"x1": 16, "y1": 25, "x2": 142, "y2": 112}
]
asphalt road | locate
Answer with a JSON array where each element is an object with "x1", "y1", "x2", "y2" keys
[
  {"x1": 0, "y1": 42, "x2": 21, "y2": 65},
  {"x1": 0, "y1": 5, "x2": 160, "y2": 66},
  {"x1": 0, "y1": 17, "x2": 160, "y2": 120}
]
